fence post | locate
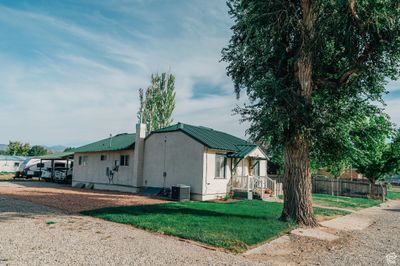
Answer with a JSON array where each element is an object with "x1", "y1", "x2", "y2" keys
[
  {"x1": 261, "y1": 178, "x2": 264, "y2": 199},
  {"x1": 247, "y1": 176, "x2": 252, "y2": 200}
]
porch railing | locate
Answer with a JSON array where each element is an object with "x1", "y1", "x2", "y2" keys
[{"x1": 231, "y1": 175, "x2": 283, "y2": 198}]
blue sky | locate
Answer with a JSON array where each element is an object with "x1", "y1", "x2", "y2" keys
[{"x1": 0, "y1": 0, "x2": 399, "y2": 147}]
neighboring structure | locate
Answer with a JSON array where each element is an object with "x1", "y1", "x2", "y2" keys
[
  {"x1": 316, "y1": 168, "x2": 365, "y2": 180},
  {"x1": 72, "y1": 122, "x2": 270, "y2": 200},
  {"x1": 0, "y1": 155, "x2": 27, "y2": 173}
]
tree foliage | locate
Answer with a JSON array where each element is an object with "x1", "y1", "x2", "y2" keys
[
  {"x1": 355, "y1": 128, "x2": 400, "y2": 182},
  {"x1": 222, "y1": 0, "x2": 400, "y2": 225},
  {"x1": 7, "y1": 141, "x2": 30, "y2": 156},
  {"x1": 28, "y1": 145, "x2": 49, "y2": 156},
  {"x1": 138, "y1": 72, "x2": 176, "y2": 133}
]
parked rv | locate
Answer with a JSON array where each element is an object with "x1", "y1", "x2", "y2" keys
[
  {"x1": 15, "y1": 158, "x2": 40, "y2": 178},
  {"x1": 15, "y1": 158, "x2": 72, "y2": 180},
  {"x1": 42, "y1": 167, "x2": 73, "y2": 183}
]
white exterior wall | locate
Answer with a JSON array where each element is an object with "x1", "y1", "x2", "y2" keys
[
  {"x1": 72, "y1": 149, "x2": 137, "y2": 192},
  {"x1": 143, "y1": 131, "x2": 204, "y2": 197},
  {"x1": 143, "y1": 132, "x2": 268, "y2": 201},
  {"x1": 259, "y1": 160, "x2": 267, "y2": 176},
  {"x1": 200, "y1": 149, "x2": 232, "y2": 201},
  {"x1": 0, "y1": 160, "x2": 22, "y2": 172},
  {"x1": 71, "y1": 130, "x2": 267, "y2": 201}
]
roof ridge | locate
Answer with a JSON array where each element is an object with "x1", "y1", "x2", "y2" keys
[
  {"x1": 152, "y1": 122, "x2": 252, "y2": 151},
  {"x1": 74, "y1": 132, "x2": 136, "y2": 153}
]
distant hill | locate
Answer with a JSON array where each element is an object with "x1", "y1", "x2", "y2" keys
[
  {"x1": 43, "y1": 145, "x2": 68, "y2": 153},
  {"x1": 0, "y1": 144, "x2": 7, "y2": 151}
]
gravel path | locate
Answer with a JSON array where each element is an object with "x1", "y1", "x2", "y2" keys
[
  {"x1": 0, "y1": 196, "x2": 263, "y2": 266},
  {"x1": 243, "y1": 200, "x2": 400, "y2": 265},
  {"x1": 309, "y1": 200, "x2": 400, "y2": 265}
]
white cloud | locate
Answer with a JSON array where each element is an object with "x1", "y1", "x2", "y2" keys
[
  {"x1": 0, "y1": 2, "x2": 247, "y2": 147},
  {"x1": 5, "y1": 1, "x2": 397, "y2": 148}
]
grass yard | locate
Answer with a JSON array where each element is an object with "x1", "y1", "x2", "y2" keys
[
  {"x1": 312, "y1": 193, "x2": 381, "y2": 210},
  {"x1": 83, "y1": 200, "x2": 349, "y2": 252},
  {"x1": 388, "y1": 191, "x2": 400, "y2": 200}
]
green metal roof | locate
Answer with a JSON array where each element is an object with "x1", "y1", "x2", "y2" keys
[
  {"x1": 152, "y1": 123, "x2": 264, "y2": 158},
  {"x1": 74, "y1": 133, "x2": 136, "y2": 153},
  {"x1": 38, "y1": 151, "x2": 75, "y2": 160},
  {"x1": 227, "y1": 144, "x2": 258, "y2": 158},
  {"x1": 0, "y1": 155, "x2": 27, "y2": 161}
]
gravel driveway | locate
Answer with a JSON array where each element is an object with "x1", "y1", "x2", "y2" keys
[
  {"x1": 0, "y1": 181, "x2": 167, "y2": 213},
  {"x1": 1, "y1": 181, "x2": 399, "y2": 265},
  {"x1": 0, "y1": 196, "x2": 264, "y2": 266}
]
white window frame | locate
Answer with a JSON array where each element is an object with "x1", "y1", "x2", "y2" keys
[
  {"x1": 79, "y1": 155, "x2": 88, "y2": 166},
  {"x1": 215, "y1": 154, "x2": 227, "y2": 179},
  {"x1": 252, "y1": 160, "x2": 260, "y2": 176}
]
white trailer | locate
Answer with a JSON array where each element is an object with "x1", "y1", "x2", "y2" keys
[{"x1": 0, "y1": 155, "x2": 27, "y2": 173}]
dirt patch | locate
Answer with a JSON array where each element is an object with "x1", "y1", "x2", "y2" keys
[
  {"x1": 0, "y1": 174, "x2": 14, "y2": 181},
  {"x1": 245, "y1": 231, "x2": 352, "y2": 265},
  {"x1": 0, "y1": 182, "x2": 168, "y2": 213},
  {"x1": 316, "y1": 214, "x2": 341, "y2": 222},
  {"x1": 211, "y1": 198, "x2": 240, "y2": 203}
]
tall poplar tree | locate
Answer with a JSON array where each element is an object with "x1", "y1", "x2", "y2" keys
[{"x1": 138, "y1": 72, "x2": 176, "y2": 132}]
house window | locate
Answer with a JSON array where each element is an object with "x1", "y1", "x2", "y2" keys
[
  {"x1": 215, "y1": 154, "x2": 226, "y2": 179},
  {"x1": 79, "y1": 155, "x2": 88, "y2": 166},
  {"x1": 100, "y1": 155, "x2": 107, "y2": 161},
  {"x1": 252, "y1": 160, "x2": 260, "y2": 176},
  {"x1": 14, "y1": 162, "x2": 20, "y2": 167},
  {"x1": 120, "y1": 155, "x2": 129, "y2": 166}
]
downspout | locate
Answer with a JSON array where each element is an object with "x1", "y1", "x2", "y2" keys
[
  {"x1": 163, "y1": 136, "x2": 167, "y2": 190},
  {"x1": 204, "y1": 148, "x2": 208, "y2": 197}
]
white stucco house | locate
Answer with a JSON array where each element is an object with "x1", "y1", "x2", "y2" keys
[
  {"x1": 0, "y1": 155, "x2": 27, "y2": 173},
  {"x1": 72, "y1": 123, "x2": 270, "y2": 200}
]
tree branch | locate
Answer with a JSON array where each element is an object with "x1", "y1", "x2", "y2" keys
[{"x1": 349, "y1": 0, "x2": 364, "y2": 34}]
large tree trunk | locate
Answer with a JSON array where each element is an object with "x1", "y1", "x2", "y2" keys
[
  {"x1": 281, "y1": 135, "x2": 317, "y2": 226},
  {"x1": 280, "y1": 0, "x2": 317, "y2": 226}
]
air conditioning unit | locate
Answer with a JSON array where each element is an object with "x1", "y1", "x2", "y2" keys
[{"x1": 171, "y1": 184, "x2": 190, "y2": 201}]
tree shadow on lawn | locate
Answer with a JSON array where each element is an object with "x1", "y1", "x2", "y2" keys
[{"x1": 82, "y1": 201, "x2": 284, "y2": 221}]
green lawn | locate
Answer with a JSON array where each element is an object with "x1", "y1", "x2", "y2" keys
[
  {"x1": 83, "y1": 200, "x2": 349, "y2": 252},
  {"x1": 312, "y1": 193, "x2": 381, "y2": 210},
  {"x1": 388, "y1": 191, "x2": 400, "y2": 200}
]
